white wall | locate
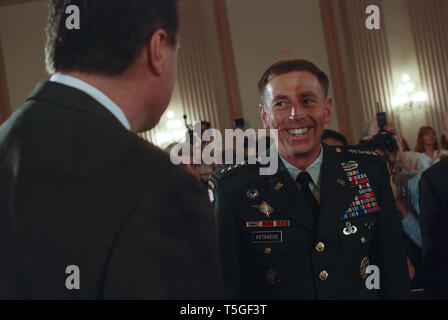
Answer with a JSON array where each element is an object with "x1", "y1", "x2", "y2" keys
[{"x1": 225, "y1": 0, "x2": 339, "y2": 131}]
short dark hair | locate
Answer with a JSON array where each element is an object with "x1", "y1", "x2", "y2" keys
[
  {"x1": 45, "y1": 0, "x2": 179, "y2": 75},
  {"x1": 321, "y1": 129, "x2": 348, "y2": 146},
  {"x1": 201, "y1": 121, "x2": 211, "y2": 129},
  {"x1": 257, "y1": 58, "x2": 330, "y2": 100}
]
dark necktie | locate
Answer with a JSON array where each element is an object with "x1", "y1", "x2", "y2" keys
[{"x1": 296, "y1": 171, "x2": 320, "y2": 216}]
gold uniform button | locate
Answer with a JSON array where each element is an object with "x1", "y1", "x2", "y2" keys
[
  {"x1": 264, "y1": 247, "x2": 272, "y2": 255},
  {"x1": 319, "y1": 270, "x2": 328, "y2": 280},
  {"x1": 361, "y1": 237, "x2": 367, "y2": 244},
  {"x1": 315, "y1": 242, "x2": 325, "y2": 252}
]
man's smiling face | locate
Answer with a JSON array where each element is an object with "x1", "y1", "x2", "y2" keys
[{"x1": 260, "y1": 71, "x2": 332, "y2": 163}]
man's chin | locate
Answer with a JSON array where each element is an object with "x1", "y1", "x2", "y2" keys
[{"x1": 280, "y1": 142, "x2": 321, "y2": 159}]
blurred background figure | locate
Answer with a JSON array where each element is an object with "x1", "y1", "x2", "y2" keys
[
  {"x1": 360, "y1": 118, "x2": 423, "y2": 292},
  {"x1": 419, "y1": 158, "x2": 448, "y2": 299},
  {"x1": 166, "y1": 142, "x2": 201, "y2": 183},
  {"x1": 415, "y1": 126, "x2": 447, "y2": 165},
  {"x1": 199, "y1": 120, "x2": 220, "y2": 183},
  {"x1": 321, "y1": 129, "x2": 347, "y2": 146},
  {"x1": 441, "y1": 112, "x2": 448, "y2": 151}
]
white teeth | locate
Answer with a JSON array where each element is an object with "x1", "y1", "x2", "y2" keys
[{"x1": 288, "y1": 128, "x2": 309, "y2": 136}]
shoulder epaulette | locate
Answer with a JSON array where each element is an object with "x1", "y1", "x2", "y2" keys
[
  {"x1": 334, "y1": 146, "x2": 383, "y2": 160},
  {"x1": 220, "y1": 160, "x2": 249, "y2": 174}
]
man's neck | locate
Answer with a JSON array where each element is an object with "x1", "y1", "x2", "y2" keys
[
  {"x1": 280, "y1": 146, "x2": 322, "y2": 170},
  {"x1": 60, "y1": 71, "x2": 145, "y2": 133}
]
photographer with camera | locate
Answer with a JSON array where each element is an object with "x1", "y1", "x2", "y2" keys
[{"x1": 360, "y1": 114, "x2": 424, "y2": 293}]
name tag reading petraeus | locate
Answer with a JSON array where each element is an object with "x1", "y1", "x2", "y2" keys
[{"x1": 251, "y1": 231, "x2": 283, "y2": 243}]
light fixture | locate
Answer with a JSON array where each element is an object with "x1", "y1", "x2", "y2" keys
[
  {"x1": 391, "y1": 74, "x2": 428, "y2": 112},
  {"x1": 167, "y1": 111, "x2": 175, "y2": 119}
]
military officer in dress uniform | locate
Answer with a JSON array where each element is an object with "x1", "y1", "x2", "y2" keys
[{"x1": 209, "y1": 58, "x2": 410, "y2": 299}]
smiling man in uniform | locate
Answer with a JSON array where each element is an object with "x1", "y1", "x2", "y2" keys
[{"x1": 209, "y1": 58, "x2": 410, "y2": 299}]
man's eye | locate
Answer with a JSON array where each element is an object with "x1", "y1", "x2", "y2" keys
[
  {"x1": 303, "y1": 99, "x2": 314, "y2": 104},
  {"x1": 274, "y1": 101, "x2": 289, "y2": 107}
]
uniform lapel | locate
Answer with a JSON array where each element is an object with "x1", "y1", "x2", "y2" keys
[
  {"x1": 317, "y1": 145, "x2": 358, "y2": 238},
  {"x1": 265, "y1": 158, "x2": 314, "y2": 232}
]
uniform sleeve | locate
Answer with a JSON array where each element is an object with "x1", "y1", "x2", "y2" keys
[
  {"x1": 102, "y1": 169, "x2": 225, "y2": 299},
  {"x1": 209, "y1": 175, "x2": 244, "y2": 299},
  {"x1": 373, "y1": 161, "x2": 411, "y2": 299}
]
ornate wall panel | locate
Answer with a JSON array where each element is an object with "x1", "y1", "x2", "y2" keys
[
  {"x1": 409, "y1": 0, "x2": 448, "y2": 136},
  {"x1": 341, "y1": 0, "x2": 398, "y2": 133}
]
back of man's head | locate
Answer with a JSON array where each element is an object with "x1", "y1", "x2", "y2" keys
[{"x1": 45, "y1": 0, "x2": 179, "y2": 75}]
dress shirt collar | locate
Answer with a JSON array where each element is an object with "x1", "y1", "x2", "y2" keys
[
  {"x1": 279, "y1": 144, "x2": 324, "y2": 185},
  {"x1": 50, "y1": 73, "x2": 131, "y2": 131}
]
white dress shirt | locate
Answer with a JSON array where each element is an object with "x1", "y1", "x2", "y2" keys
[{"x1": 50, "y1": 73, "x2": 131, "y2": 131}]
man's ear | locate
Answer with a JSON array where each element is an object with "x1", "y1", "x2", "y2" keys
[
  {"x1": 324, "y1": 97, "x2": 333, "y2": 125},
  {"x1": 146, "y1": 29, "x2": 169, "y2": 76},
  {"x1": 259, "y1": 103, "x2": 269, "y2": 129}
]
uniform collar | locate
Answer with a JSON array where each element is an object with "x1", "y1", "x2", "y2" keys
[
  {"x1": 279, "y1": 144, "x2": 323, "y2": 185},
  {"x1": 50, "y1": 73, "x2": 131, "y2": 131}
]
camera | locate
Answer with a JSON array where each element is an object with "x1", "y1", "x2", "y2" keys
[
  {"x1": 359, "y1": 111, "x2": 398, "y2": 153},
  {"x1": 372, "y1": 111, "x2": 398, "y2": 152}
]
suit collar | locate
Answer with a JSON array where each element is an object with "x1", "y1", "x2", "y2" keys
[
  {"x1": 50, "y1": 73, "x2": 131, "y2": 131},
  {"x1": 26, "y1": 81, "x2": 127, "y2": 130}
]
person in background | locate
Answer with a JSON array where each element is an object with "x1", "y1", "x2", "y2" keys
[
  {"x1": 321, "y1": 129, "x2": 348, "y2": 146},
  {"x1": 166, "y1": 142, "x2": 201, "y2": 182},
  {"x1": 441, "y1": 134, "x2": 448, "y2": 150},
  {"x1": 360, "y1": 119, "x2": 423, "y2": 291},
  {"x1": 440, "y1": 112, "x2": 448, "y2": 151},
  {"x1": 199, "y1": 120, "x2": 220, "y2": 183},
  {"x1": 415, "y1": 126, "x2": 447, "y2": 165}
]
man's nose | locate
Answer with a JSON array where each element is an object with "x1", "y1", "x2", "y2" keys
[{"x1": 289, "y1": 103, "x2": 305, "y2": 119}]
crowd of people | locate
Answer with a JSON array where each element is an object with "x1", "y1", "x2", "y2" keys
[{"x1": 0, "y1": 0, "x2": 447, "y2": 300}]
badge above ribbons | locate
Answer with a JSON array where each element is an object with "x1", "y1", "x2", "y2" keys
[{"x1": 342, "y1": 165, "x2": 380, "y2": 220}]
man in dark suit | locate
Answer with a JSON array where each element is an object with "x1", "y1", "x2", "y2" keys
[
  {"x1": 420, "y1": 158, "x2": 448, "y2": 299},
  {"x1": 0, "y1": 0, "x2": 223, "y2": 299},
  {"x1": 209, "y1": 59, "x2": 410, "y2": 299}
]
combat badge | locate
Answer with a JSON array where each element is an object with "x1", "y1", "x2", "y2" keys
[
  {"x1": 341, "y1": 160, "x2": 359, "y2": 171},
  {"x1": 252, "y1": 200, "x2": 274, "y2": 217}
]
